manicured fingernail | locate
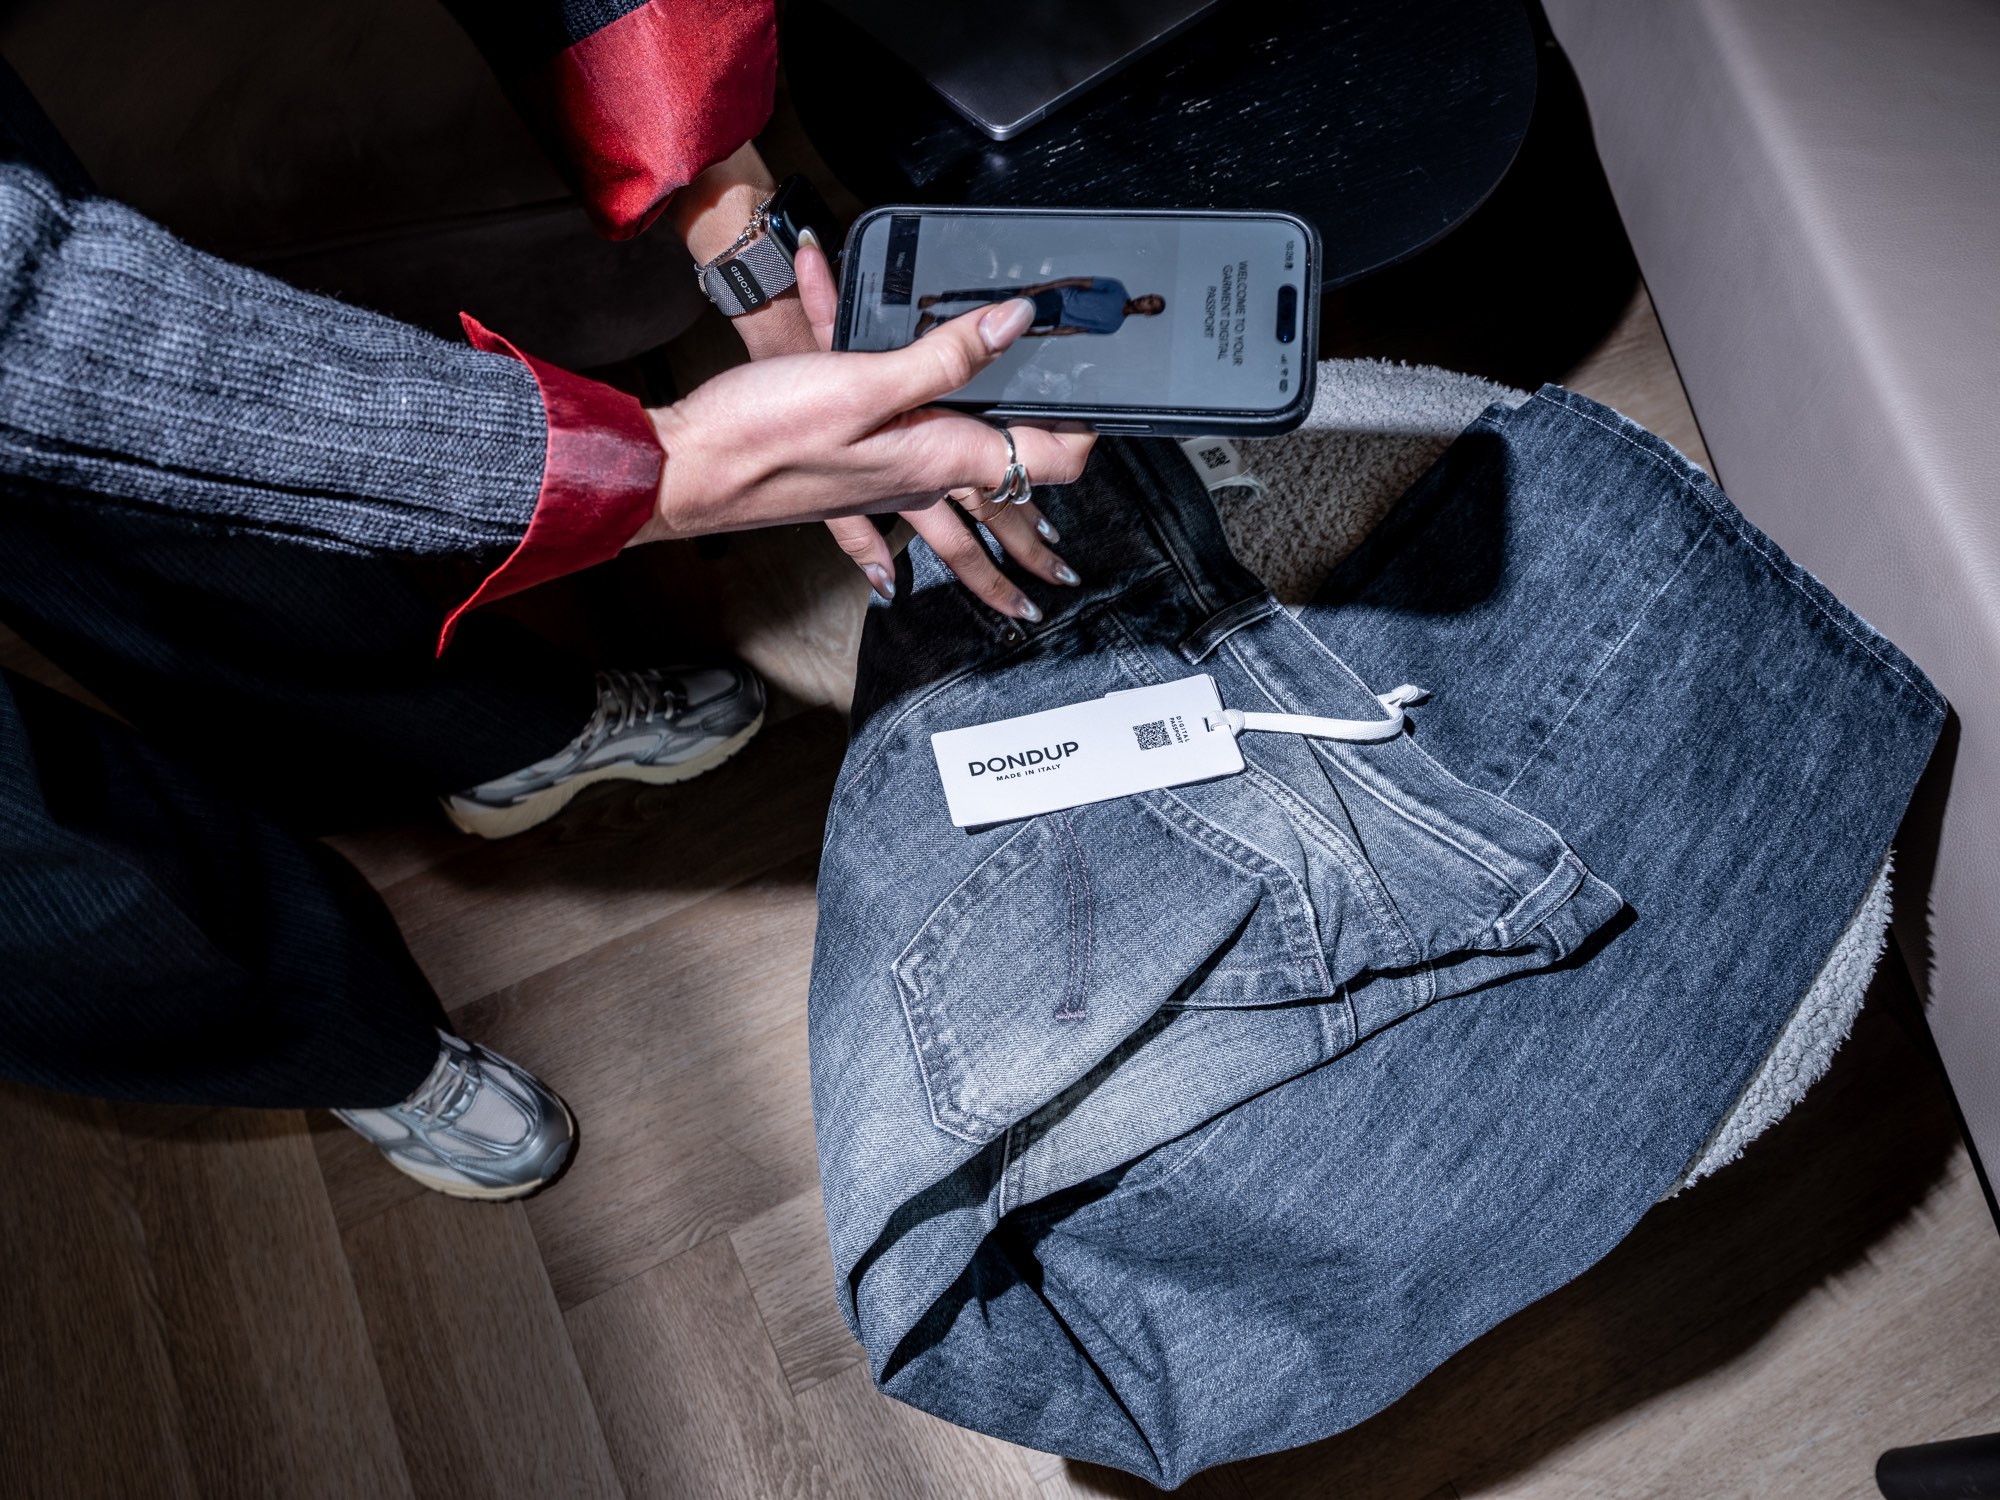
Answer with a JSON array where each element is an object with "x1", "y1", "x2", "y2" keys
[
  {"x1": 1015, "y1": 597, "x2": 1043, "y2": 623},
  {"x1": 863, "y1": 562, "x2": 895, "y2": 600},
  {"x1": 1036, "y1": 516, "x2": 1061, "y2": 544},
  {"x1": 1052, "y1": 563, "x2": 1080, "y2": 586},
  {"x1": 980, "y1": 297, "x2": 1037, "y2": 351},
  {"x1": 797, "y1": 226, "x2": 821, "y2": 253}
]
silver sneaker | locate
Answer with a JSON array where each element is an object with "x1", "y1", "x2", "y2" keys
[
  {"x1": 335, "y1": 1031, "x2": 575, "y2": 1201},
  {"x1": 444, "y1": 664, "x2": 766, "y2": 839}
]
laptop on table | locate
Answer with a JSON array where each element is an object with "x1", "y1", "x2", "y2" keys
[{"x1": 824, "y1": 0, "x2": 1227, "y2": 141}]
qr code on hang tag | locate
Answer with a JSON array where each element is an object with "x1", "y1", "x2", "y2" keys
[
  {"x1": 1133, "y1": 720, "x2": 1171, "y2": 751},
  {"x1": 1193, "y1": 444, "x2": 1231, "y2": 471}
]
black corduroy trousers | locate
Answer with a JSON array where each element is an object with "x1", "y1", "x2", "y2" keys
[
  {"x1": 0, "y1": 511, "x2": 593, "y2": 1110},
  {"x1": 0, "y1": 53, "x2": 600, "y2": 1110}
]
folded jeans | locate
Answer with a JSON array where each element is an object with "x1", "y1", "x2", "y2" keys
[{"x1": 807, "y1": 387, "x2": 1944, "y2": 1486}]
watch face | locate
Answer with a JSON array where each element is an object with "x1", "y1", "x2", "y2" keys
[{"x1": 768, "y1": 175, "x2": 836, "y2": 260}]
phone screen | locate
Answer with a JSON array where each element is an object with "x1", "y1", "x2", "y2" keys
[{"x1": 840, "y1": 209, "x2": 1308, "y2": 417}]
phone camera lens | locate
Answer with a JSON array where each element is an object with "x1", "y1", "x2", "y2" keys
[{"x1": 1275, "y1": 284, "x2": 1298, "y2": 345}]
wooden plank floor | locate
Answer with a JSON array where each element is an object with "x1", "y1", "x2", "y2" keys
[{"x1": 5, "y1": 69, "x2": 1997, "y2": 1500}]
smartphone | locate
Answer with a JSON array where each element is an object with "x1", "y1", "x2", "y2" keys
[{"x1": 833, "y1": 205, "x2": 1319, "y2": 437}]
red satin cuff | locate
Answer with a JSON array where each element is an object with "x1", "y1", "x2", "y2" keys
[
  {"x1": 438, "y1": 315, "x2": 663, "y2": 655},
  {"x1": 533, "y1": 0, "x2": 777, "y2": 239}
]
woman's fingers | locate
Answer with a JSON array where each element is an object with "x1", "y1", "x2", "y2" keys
[
  {"x1": 965, "y1": 494, "x2": 1081, "y2": 589},
  {"x1": 840, "y1": 416, "x2": 1093, "y2": 605},
  {"x1": 861, "y1": 408, "x2": 1096, "y2": 507},
  {"x1": 893, "y1": 413, "x2": 1095, "y2": 497},
  {"x1": 847, "y1": 298, "x2": 1036, "y2": 417},
  {"x1": 823, "y1": 515, "x2": 898, "y2": 600},
  {"x1": 823, "y1": 491, "x2": 1077, "y2": 615},
  {"x1": 796, "y1": 233, "x2": 839, "y2": 354},
  {"x1": 1005, "y1": 424, "x2": 1097, "y2": 488},
  {"x1": 907, "y1": 506, "x2": 1042, "y2": 622}
]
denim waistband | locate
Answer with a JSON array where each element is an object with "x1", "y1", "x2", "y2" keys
[{"x1": 850, "y1": 434, "x2": 1287, "y2": 728}]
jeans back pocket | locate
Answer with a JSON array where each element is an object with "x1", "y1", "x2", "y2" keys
[{"x1": 892, "y1": 793, "x2": 1328, "y2": 1145}]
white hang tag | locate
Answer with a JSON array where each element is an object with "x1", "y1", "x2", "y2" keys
[
  {"x1": 1177, "y1": 435, "x2": 1248, "y2": 491},
  {"x1": 932, "y1": 676, "x2": 1242, "y2": 827},
  {"x1": 930, "y1": 676, "x2": 1428, "y2": 828}
]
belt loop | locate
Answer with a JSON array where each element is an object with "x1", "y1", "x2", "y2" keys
[
  {"x1": 1118, "y1": 439, "x2": 1268, "y2": 618},
  {"x1": 1178, "y1": 594, "x2": 1285, "y2": 663}
]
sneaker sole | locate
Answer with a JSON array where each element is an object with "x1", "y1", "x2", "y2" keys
[
  {"x1": 441, "y1": 709, "x2": 766, "y2": 841},
  {"x1": 376, "y1": 1094, "x2": 580, "y2": 1202}
]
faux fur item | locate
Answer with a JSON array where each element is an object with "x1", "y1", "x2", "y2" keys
[
  {"x1": 1212, "y1": 359, "x2": 1887, "y2": 1192},
  {"x1": 1214, "y1": 359, "x2": 1527, "y2": 606},
  {"x1": 1671, "y1": 856, "x2": 1891, "y2": 1192}
]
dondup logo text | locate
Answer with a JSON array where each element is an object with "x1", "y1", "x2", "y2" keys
[{"x1": 968, "y1": 741, "x2": 1081, "y2": 777}]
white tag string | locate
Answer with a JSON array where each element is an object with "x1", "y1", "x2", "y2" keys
[{"x1": 1206, "y1": 684, "x2": 1427, "y2": 745}]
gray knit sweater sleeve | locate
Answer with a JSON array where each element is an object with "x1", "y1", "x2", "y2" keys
[{"x1": 0, "y1": 160, "x2": 544, "y2": 557}]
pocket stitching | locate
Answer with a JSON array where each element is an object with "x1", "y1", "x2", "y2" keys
[
  {"x1": 1145, "y1": 786, "x2": 1331, "y2": 996},
  {"x1": 894, "y1": 793, "x2": 1328, "y2": 1146},
  {"x1": 893, "y1": 818, "x2": 1055, "y2": 1142},
  {"x1": 1240, "y1": 761, "x2": 1421, "y2": 973},
  {"x1": 1053, "y1": 814, "x2": 1092, "y2": 1023}
]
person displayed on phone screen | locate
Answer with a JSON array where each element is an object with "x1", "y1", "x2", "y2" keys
[{"x1": 915, "y1": 277, "x2": 1166, "y2": 338}]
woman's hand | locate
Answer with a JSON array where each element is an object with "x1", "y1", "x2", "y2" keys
[
  {"x1": 791, "y1": 236, "x2": 1093, "y2": 619},
  {"x1": 631, "y1": 284, "x2": 1092, "y2": 620}
]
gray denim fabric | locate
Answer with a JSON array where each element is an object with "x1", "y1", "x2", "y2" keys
[{"x1": 809, "y1": 390, "x2": 1944, "y2": 1486}]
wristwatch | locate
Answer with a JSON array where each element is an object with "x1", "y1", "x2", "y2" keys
[{"x1": 696, "y1": 175, "x2": 836, "y2": 317}]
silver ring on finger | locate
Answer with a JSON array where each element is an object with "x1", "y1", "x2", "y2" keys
[{"x1": 977, "y1": 425, "x2": 1033, "y2": 507}]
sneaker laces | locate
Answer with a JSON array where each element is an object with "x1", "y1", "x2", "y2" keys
[
  {"x1": 405, "y1": 1046, "x2": 479, "y2": 1125},
  {"x1": 589, "y1": 668, "x2": 686, "y2": 740}
]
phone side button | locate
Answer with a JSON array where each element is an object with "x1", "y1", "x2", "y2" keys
[{"x1": 1092, "y1": 422, "x2": 1152, "y2": 434}]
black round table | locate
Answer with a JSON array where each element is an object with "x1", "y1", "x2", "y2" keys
[{"x1": 786, "y1": 0, "x2": 1538, "y2": 290}]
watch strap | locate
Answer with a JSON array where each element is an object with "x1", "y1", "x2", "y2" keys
[{"x1": 701, "y1": 234, "x2": 794, "y2": 316}]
